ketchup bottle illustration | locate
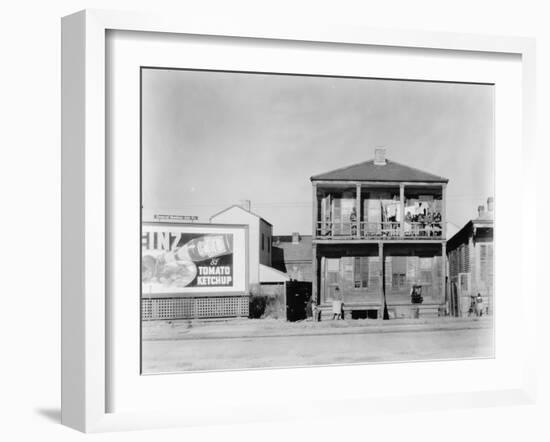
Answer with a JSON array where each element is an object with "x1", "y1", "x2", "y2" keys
[{"x1": 171, "y1": 234, "x2": 233, "y2": 262}]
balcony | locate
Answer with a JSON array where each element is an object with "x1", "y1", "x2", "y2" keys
[{"x1": 315, "y1": 221, "x2": 444, "y2": 241}]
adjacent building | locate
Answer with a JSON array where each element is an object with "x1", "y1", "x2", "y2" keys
[
  {"x1": 272, "y1": 233, "x2": 313, "y2": 282},
  {"x1": 311, "y1": 149, "x2": 448, "y2": 319},
  {"x1": 446, "y1": 198, "x2": 494, "y2": 316}
]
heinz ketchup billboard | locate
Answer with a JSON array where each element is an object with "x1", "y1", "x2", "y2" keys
[{"x1": 141, "y1": 223, "x2": 248, "y2": 295}]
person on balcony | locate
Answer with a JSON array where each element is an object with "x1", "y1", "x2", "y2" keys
[
  {"x1": 350, "y1": 207, "x2": 357, "y2": 236},
  {"x1": 433, "y1": 212, "x2": 442, "y2": 236},
  {"x1": 425, "y1": 213, "x2": 433, "y2": 237},
  {"x1": 323, "y1": 214, "x2": 332, "y2": 237},
  {"x1": 404, "y1": 211, "x2": 413, "y2": 236}
]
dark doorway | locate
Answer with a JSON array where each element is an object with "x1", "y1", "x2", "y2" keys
[
  {"x1": 351, "y1": 310, "x2": 367, "y2": 319},
  {"x1": 286, "y1": 281, "x2": 312, "y2": 322},
  {"x1": 349, "y1": 309, "x2": 379, "y2": 320}
]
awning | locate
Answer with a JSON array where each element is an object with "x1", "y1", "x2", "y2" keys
[{"x1": 260, "y1": 264, "x2": 290, "y2": 283}]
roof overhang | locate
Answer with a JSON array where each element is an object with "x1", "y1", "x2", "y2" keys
[{"x1": 259, "y1": 264, "x2": 290, "y2": 283}]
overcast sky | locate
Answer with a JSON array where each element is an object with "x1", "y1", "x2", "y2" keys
[{"x1": 142, "y1": 68, "x2": 494, "y2": 235}]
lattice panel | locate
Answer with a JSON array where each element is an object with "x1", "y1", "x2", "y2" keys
[
  {"x1": 142, "y1": 296, "x2": 249, "y2": 320},
  {"x1": 142, "y1": 300, "x2": 152, "y2": 319}
]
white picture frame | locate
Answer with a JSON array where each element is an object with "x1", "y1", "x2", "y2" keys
[{"x1": 61, "y1": 9, "x2": 537, "y2": 433}]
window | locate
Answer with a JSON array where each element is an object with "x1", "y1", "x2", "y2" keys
[
  {"x1": 459, "y1": 243, "x2": 471, "y2": 273},
  {"x1": 267, "y1": 237, "x2": 271, "y2": 253},
  {"x1": 353, "y1": 257, "x2": 369, "y2": 288},
  {"x1": 479, "y1": 243, "x2": 493, "y2": 289},
  {"x1": 390, "y1": 257, "x2": 407, "y2": 290},
  {"x1": 261, "y1": 233, "x2": 264, "y2": 250},
  {"x1": 392, "y1": 273, "x2": 406, "y2": 289}
]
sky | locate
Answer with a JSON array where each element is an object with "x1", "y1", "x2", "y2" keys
[{"x1": 142, "y1": 68, "x2": 494, "y2": 235}]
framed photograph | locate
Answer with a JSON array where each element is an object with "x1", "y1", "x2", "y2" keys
[{"x1": 61, "y1": 9, "x2": 537, "y2": 432}]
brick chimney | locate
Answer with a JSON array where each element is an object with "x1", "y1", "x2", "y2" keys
[
  {"x1": 292, "y1": 232, "x2": 300, "y2": 244},
  {"x1": 240, "y1": 199, "x2": 251, "y2": 212},
  {"x1": 374, "y1": 147, "x2": 387, "y2": 165}
]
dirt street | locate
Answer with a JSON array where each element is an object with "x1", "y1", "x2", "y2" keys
[{"x1": 142, "y1": 319, "x2": 493, "y2": 373}]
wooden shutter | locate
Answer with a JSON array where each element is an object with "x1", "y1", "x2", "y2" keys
[{"x1": 368, "y1": 257, "x2": 380, "y2": 288}]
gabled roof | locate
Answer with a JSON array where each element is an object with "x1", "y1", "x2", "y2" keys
[
  {"x1": 311, "y1": 159, "x2": 448, "y2": 183},
  {"x1": 209, "y1": 204, "x2": 273, "y2": 226}
]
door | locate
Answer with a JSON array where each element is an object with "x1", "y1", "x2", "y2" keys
[
  {"x1": 364, "y1": 199, "x2": 382, "y2": 235},
  {"x1": 286, "y1": 281, "x2": 313, "y2": 322},
  {"x1": 324, "y1": 258, "x2": 341, "y2": 303},
  {"x1": 332, "y1": 198, "x2": 355, "y2": 236}
]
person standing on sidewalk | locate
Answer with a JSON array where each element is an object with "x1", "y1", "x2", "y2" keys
[
  {"x1": 332, "y1": 287, "x2": 343, "y2": 320},
  {"x1": 311, "y1": 299, "x2": 319, "y2": 322},
  {"x1": 475, "y1": 293, "x2": 484, "y2": 317}
]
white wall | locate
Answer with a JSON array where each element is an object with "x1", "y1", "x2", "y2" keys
[{"x1": 1, "y1": 1, "x2": 548, "y2": 441}]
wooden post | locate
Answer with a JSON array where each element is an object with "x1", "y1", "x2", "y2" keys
[
  {"x1": 320, "y1": 256, "x2": 325, "y2": 304},
  {"x1": 442, "y1": 242, "x2": 447, "y2": 313},
  {"x1": 312, "y1": 183, "x2": 318, "y2": 238},
  {"x1": 356, "y1": 183, "x2": 361, "y2": 238},
  {"x1": 312, "y1": 244, "x2": 318, "y2": 305},
  {"x1": 442, "y1": 183, "x2": 447, "y2": 239},
  {"x1": 399, "y1": 183, "x2": 405, "y2": 238},
  {"x1": 379, "y1": 241, "x2": 384, "y2": 320}
]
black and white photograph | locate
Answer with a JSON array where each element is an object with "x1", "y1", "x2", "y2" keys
[{"x1": 140, "y1": 68, "x2": 494, "y2": 374}]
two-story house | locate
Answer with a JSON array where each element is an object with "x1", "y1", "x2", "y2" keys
[
  {"x1": 446, "y1": 198, "x2": 494, "y2": 317},
  {"x1": 311, "y1": 149, "x2": 448, "y2": 319}
]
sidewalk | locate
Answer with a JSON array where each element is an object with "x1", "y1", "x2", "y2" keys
[{"x1": 142, "y1": 316, "x2": 493, "y2": 341}]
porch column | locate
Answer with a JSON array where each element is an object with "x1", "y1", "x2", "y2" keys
[
  {"x1": 356, "y1": 183, "x2": 361, "y2": 238},
  {"x1": 399, "y1": 183, "x2": 405, "y2": 237},
  {"x1": 312, "y1": 243, "x2": 318, "y2": 304},
  {"x1": 442, "y1": 242, "x2": 447, "y2": 313},
  {"x1": 378, "y1": 241, "x2": 384, "y2": 320},
  {"x1": 320, "y1": 256, "x2": 325, "y2": 304},
  {"x1": 442, "y1": 183, "x2": 447, "y2": 239},
  {"x1": 312, "y1": 183, "x2": 318, "y2": 238}
]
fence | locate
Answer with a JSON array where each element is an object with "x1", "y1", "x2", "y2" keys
[{"x1": 142, "y1": 295, "x2": 249, "y2": 321}]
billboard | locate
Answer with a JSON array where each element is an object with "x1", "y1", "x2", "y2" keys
[{"x1": 141, "y1": 223, "x2": 247, "y2": 295}]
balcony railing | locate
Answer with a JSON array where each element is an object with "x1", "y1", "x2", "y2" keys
[{"x1": 315, "y1": 221, "x2": 443, "y2": 240}]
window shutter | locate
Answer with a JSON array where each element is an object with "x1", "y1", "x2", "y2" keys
[{"x1": 368, "y1": 257, "x2": 380, "y2": 288}]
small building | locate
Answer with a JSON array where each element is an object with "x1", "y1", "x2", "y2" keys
[
  {"x1": 446, "y1": 198, "x2": 494, "y2": 316},
  {"x1": 272, "y1": 233, "x2": 313, "y2": 282},
  {"x1": 311, "y1": 148, "x2": 448, "y2": 319},
  {"x1": 210, "y1": 201, "x2": 285, "y2": 287}
]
